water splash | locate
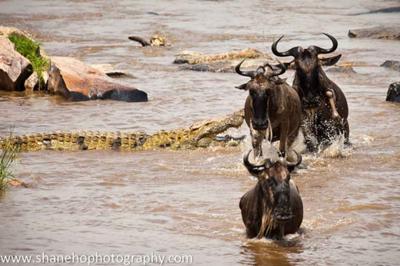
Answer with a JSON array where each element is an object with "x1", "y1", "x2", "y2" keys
[{"x1": 320, "y1": 134, "x2": 352, "y2": 158}]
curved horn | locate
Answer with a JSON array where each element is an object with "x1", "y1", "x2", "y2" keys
[
  {"x1": 271, "y1": 36, "x2": 299, "y2": 57},
  {"x1": 243, "y1": 150, "x2": 265, "y2": 177},
  {"x1": 268, "y1": 60, "x2": 287, "y2": 77},
  {"x1": 287, "y1": 150, "x2": 303, "y2": 168},
  {"x1": 235, "y1": 59, "x2": 255, "y2": 78},
  {"x1": 314, "y1": 33, "x2": 338, "y2": 54}
]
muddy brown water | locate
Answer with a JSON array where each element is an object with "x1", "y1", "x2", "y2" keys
[{"x1": 0, "y1": 0, "x2": 400, "y2": 265}]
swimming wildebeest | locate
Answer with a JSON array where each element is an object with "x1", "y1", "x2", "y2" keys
[
  {"x1": 272, "y1": 33, "x2": 349, "y2": 151},
  {"x1": 235, "y1": 61, "x2": 302, "y2": 158},
  {"x1": 239, "y1": 149, "x2": 303, "y2": 240}
]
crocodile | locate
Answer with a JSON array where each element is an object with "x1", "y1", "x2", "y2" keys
[{"x1": 0, "y1": 110, "x2": 245, "y2": 152}]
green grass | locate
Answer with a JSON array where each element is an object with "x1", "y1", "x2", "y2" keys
[
  {"x1": 8, "y1": 32, "x2": 50, "y2": 90},
  {"x1": 0, "y1": 136, "x2": 19, "y2": 192}
]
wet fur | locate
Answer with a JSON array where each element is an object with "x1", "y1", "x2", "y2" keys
[
  {"x1": 244, "y1": 79, "x2": 302, "y2": 156},
  {"x1": 293, "y1": 64, "x2": 349, "y2": 150},
  {"x1": 239, "y1": 179, "x2": 303, "y2": 239}
]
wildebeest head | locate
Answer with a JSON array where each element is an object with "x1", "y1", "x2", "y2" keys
[
  {"x1": 235, "y1": 61, "x2": 287, "y2": 130},
  {"x1": 272, "y1": 33, "x2": 340, "y2": 73},
  {"x1": 243, "y1": 150, "x2": 301, "y2": 226},
  {"x1": 271, "y1": 33, "x2": 341, "y2": 107}
]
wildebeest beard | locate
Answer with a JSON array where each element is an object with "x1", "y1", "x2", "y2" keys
[
  {"x1": 257, "y1": 201, "x2": 276, "y2": 238},
  {"x1": 251, "y1": 92, "x2": 270, "y2": 131},
  {"x1": 257, "y1": 180, "x2": 291, "y2": 239}
]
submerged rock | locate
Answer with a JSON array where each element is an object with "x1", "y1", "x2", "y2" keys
[
  {"x1": 0, "y1": 37, "x2": 33, "y2": 91},
  {"x1": 386, "y1": 82, "x2": 400, "y2": 102},
  {"x1": 7, "y1": 178, "x2": 28, "y2": 188},
  {"x1": 174, "y1": 48, "x2": 266, "y2": 64},
  {"x1": 91, "y1": 64, "x2": 135, "y2": 78},
  {"x1": 326, "y1": 65, "x2": 357, "y2": 74},
  {"x1": 380, "y1": 60, "x2": 400, "y2": 72},
  {"x1": 175, "y1": 48, "x2": 272, "y2": 73},
  {"x1": 348, "y1": 26, "x2": 400, "y2": 40},
  {"x1": 352, "y1": 6, "x2": 400, "y2": 15},
  {"x1": 48, "y1": 56, "x2": 147, "y2": 102}
]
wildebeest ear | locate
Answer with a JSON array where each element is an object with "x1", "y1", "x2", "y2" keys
[
  {"x1": 274, "y1": 78, "x2": 287, "y2": 85},
  {"x1": 235, "y1": 83, "x2": 248, "y2": 90},
  {"x1": 319, "y1": 54, "x2": 342, "y2": 66}
]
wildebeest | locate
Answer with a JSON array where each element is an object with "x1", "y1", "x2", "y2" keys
[
  {"x1": 271, "y1": 33, "x2": 349, "y2": 151},
  {"x1": 239, "y1": 149, "x2": 303, "y2": 240},
  {"x1": 235, "y1": 61, "x2": 302, "y2": 158}
]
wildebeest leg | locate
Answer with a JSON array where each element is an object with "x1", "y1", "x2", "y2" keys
[
  {"x1": 325, "y1": 89, "x2": 340, "y2": 120},
  {"x1": 316, "y1": 117, "x2": 336, "y2": 148},
  {"x1": 328, "y1": 115, "x2": 349, "y2": 146},
  {"x1": 302, "y1": 125, "x2": 316, "y2": 152},
  {"x1": 286, "y1": 132, "x2": 299, "y2": 163},
  {"x1": 287, "y1": 129, "x2": 298, "y2": 152},
  {"x1": 278, "y1": 124, "x2": 289, "y2": 158},
  {"x1": 343, "y1": 119, "x2": 351, "y2": 146},
  {"x1": 250, "y1": 127, "x2": 265, "y2": 158},
  {"x1": 302, "y1": 109, "x2": 318, "y2": 152}
]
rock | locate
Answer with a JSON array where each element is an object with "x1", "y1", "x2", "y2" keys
[
  {"x1": 47, "y1": 56, "x2": 147, "y2": 102},
  {"x1": 353, "y1": 6, "x2": 400, "y2": 15},
  {"x1": 179, "y1": 61, "x2": 236, "y2": 73},
  {"x1": 0, "y1": 26, "x2": 27, "y2": 38},
  {"x1": 0, "y1": 37, "x2": 33, "y2": 91},
  {"x1": 348, "y1": 26, "x2": 400, "y2": 40},
  {"x1": 386, "y1": 82, "x2": 400, "y2": 102},
  {"x1": 0, "y1": 26, "x2": 49, "y2": 63},
  {"x1": 175, "y1": 49, "x2": 272, "y2": 73},
  {"x1": 91, "y1": 64, "x2": 135, "y2": 78},
  {"x1": 24, "y1": 72, "x2": 38, "y2": 91},
  {"x1": 337, "y1": 61, "x2": 369, "y2": 67},
  {"x1": 7, "y1": 178, "x2": 28, "y2": 188},
  {"x1": 380, "y1": 60, "x2": 400, "y2": 72},
  {"x1": 326, "y1": 65, "x2": 357, "y2": 74},
  {"x1": 149, "y1": 35, "x2": 166, "y2": 46},
  {"x1": 174, "y1": 48, "x2": 266, "y2": 65},
  {"x1": 182, "y1": 58, "x2": 275, "y2": 73}
]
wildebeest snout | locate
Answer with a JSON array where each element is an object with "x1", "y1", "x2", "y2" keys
[
  {"x1": 274, "y1": 206, "x2": 293, "y2": 222},
  {"x1": 274, "y1": 183, "x2": 293, "y2": 222},
  {"x1": 252, "y1": 119, "x2": 268, "y2": 130}
]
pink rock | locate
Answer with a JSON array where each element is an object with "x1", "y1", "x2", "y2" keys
[
  {"x1": 0, "y1": 37, "x2": 33, "y2": 91},
  {"x1": 48, "y1": 56, "x2": 147, "y2": 102}
]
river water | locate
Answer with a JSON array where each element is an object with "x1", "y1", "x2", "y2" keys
[{"x1": 0, "y1": 0, "x2": 399, "y2": 265}]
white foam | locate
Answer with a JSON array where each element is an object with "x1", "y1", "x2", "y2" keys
[{"x1": 320, "y1": 134, "x2": 352, "y2": 158}]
